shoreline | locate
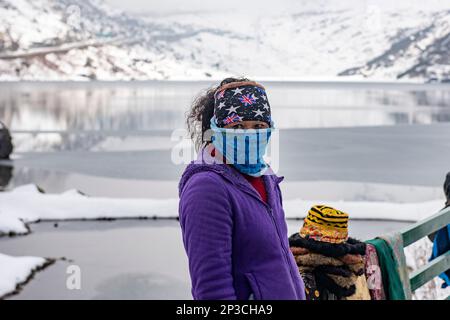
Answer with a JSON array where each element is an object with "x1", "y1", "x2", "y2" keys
[{"x1": 1, "y1": 79, "x2": 449, "y2": 89}]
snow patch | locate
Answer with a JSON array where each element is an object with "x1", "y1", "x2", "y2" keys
[
  {"x1": 0, "y1": 253, "x2": 52, "y2": 299},
  {"x1": 0, "y1": 184, "x2": 178, "y2": 235},
  {"x1": 0, "y1": 184, "x2": 444, "y2": 236}
]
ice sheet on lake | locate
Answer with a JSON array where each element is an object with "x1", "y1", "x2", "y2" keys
[
  {"x1": 0, "y1": 184, "x2": 444, "y2": 236},
  {"x1": 0, "y1": 253, "x2": 50, "y2": 299}
]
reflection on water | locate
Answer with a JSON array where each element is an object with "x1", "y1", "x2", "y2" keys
[
  {"x1": 9, "y1": 131, "x2": 178, "y2": 152},
  {"x1": 0, "y1": 81, "x2": 449, "y2": 195},
  {"x1": 1, "y1": 81, "x2": 450, "y2": 151},
  {"x1": 0, "y1": 82, "x2": 202, "y2": 132},
  {"x1": 1, "y1": 82, "x2": 450, "y2": 129}
]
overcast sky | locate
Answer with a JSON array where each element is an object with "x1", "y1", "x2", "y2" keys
[{"x1": 103, "y1": 0, "x2": 447, "y2": 15}]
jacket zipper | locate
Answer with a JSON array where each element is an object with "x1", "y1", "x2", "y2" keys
[
  {"x1": 264, "y1": 199, "x2": 299, "y2": 293},
  {"x1": 237, "y1": 183, "x2": 299, "y2": 291}
]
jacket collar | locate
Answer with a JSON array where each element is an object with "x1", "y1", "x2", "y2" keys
[{"x1": 178, "y1": 145, "x2": 284, "y2": 199}]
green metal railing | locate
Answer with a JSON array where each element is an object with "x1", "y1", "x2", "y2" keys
[{"x1": 399, "y1": 206, "x2": 450, "y2": 299}]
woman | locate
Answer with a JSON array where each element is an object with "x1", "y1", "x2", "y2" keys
[{"x1": 178, "y1": 77, "x2": 305, "y2": 300}]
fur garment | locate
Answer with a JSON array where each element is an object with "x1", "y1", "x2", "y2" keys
[
  {"x1": 295, "y1": 253, "x2": 344, "y2": 267},
  {"x1": 293, "y1": 252, "x2": 365, "y2": 298},
  {"x1": 289, "y1": 233, "x2": 366, "y2": 257},
  {"x1": 346, "y1": 275, "x2": 372, "y2": 300},
  {"x1": 289, "y1": 233, "x2": 369, "y2": 299},
  {"x1": 314, "y1": 270, "x2": 356, "y2": 297}
]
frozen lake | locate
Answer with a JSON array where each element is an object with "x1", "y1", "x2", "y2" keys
[
  {"x1": 0, "y1": 219, "x2": 410, "y2": 300},
  {"x1": 1, "y1": 81, "x2": 449, "y2": 195},
  {"x1": 0, "y1": 81, "x2": 449, "y2": 299},
  {"x1": 1, "y1": 81, "x2": 450, "y2": 135}
]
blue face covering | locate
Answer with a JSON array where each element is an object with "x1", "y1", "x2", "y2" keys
[{"x1": 210, "y1": 117, "x2": 272, "y2": 177}]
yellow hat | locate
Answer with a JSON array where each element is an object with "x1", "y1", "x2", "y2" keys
[{"x1": 299, "y1": 205, "x2": 349, "y2": 244}]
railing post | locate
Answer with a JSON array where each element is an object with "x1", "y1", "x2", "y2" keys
[{"x1": 399, "y1": 206, "x2": 450, "y2": 299}]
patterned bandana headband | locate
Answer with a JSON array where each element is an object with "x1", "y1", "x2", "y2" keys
[{"x1": 213, "y1": 81, "x2": 272, "y2": 127}]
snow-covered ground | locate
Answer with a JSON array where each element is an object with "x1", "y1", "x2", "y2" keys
[
  {"x1": 0, "y1": 0, "x2": 449, "y2": 81},
  {"x1": 0, "y1": 253, "x2": 53, "y2": 299},
  {"x1": 0, "y1": 184, "x2": 444, "y2": 236},
  {"x1": 0, "y1": 184, "x2": 179, "y2": 236}
]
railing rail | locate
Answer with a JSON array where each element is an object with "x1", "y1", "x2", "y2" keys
[
  {"x1": 399, "y1": 206, "x2": 450, "y2": 299},
  {"x1": 409, "y1": 251, "x2": 450, "y2": 291},
  {"x1": 401, "y1": 206, "x2": 450, "y2": 247}
]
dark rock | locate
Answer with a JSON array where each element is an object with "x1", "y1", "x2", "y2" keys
[
  {"x1": 0, "y1": 165, "x2": 12, "y2": 190},
  {"x1": 0, "y1": 121, "x2": 13, "y2": 159}
]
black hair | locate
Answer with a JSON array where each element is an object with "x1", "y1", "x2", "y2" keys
[{"x1": 186, "y1": 77, "x2": 250, "y2": 150}]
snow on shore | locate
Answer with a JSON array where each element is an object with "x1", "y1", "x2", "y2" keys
[
  {"x1": 283, "y1": 199, "x2": 444, "y2": 222},
  {"x1": 0, "y1": 253, "x2": 52, "y2": 299},
  {"x1": 0, "y1": 184, "x2": 444, "y2": 236},
  {"x1": 0, "y1": 184, "x2": 447, "y2": 299},
  {"x1": 0, "y1": 184, "x2": 178, "y2": 236}
]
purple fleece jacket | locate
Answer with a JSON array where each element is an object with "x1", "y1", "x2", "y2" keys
[{"x1": 178, "y1": 147, "x2": 305, "y2": 300}]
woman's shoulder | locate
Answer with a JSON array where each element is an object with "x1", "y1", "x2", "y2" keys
[
  {"x1": 178, "y1": 168, "x2": 234, "y2": 221},
  {"x1": 185, "y1": 170, "x2": 224, "y2": 186},
  {"x1": 179, "y1": 165, "x2": 230, "y2": 198}
]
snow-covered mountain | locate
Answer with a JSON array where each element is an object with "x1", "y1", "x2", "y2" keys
[{"x1": 0, "y1": 0, "x2": 449, "y2": 81}]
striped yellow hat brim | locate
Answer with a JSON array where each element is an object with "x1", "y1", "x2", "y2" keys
[{"x1": 299, "y1": 205, "x2": 349, "y2": 244}]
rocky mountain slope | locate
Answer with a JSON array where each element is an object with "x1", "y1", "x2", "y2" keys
[{"x1": 0, "y1": 0, "x2": 449, "y2": 81}]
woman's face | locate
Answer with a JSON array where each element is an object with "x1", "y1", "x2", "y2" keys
[{"x1": 224, "y1": 120, "x2": 269, "y2": 130}]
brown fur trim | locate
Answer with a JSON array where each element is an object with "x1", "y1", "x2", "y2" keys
[
  {"x1": 347, "y1": 262, "x2": 365, "y2": 276},
  {"x1": 290, "y1": 247, "x2": 309, "y2": 255},
  {"x1": 328, "y1": 273, "x2": 357, "y2": 289},
  {"x1": 295, "y1": 252, "x2": 364, "y2": 276},
  {"x1": 215, "y1": 81, "x2": 265, "y2": 94},
  {"x1": 298, "y1": 266, "x2": 313, "y2": 273},
  {"x1": 339, "y1": 254, "x2": 364, "y2": 265},
  {"x1": 295, "y1": 253, "x2": 344, "y2": 267}
]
